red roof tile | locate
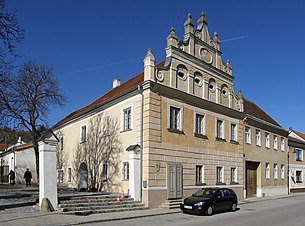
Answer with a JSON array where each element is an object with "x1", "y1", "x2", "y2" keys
[
  {"x1": 292, "y1": 130, "x2": 305, "y2": 140},
  {"x1": 54, "y1": 60, "x2": 166, "y2": 128},
  {"x1": 244, "y1": 98, "x2": 281, "y2": 127}
]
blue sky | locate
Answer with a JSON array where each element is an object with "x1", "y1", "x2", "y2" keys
[{"x1": 7, "y1": 0, "x2": 305, "y2": 132}]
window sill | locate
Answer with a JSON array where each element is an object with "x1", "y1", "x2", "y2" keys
[
  {"x1": 216, "y1": 182, "x2": 226, "y2": 185},
  {"x1": 167, "y1": 128, "x2": 184, "y2": 134},
  {"x1": 216, "y1": 137, "x2": 226, "y2": 142},
  {"x1": 230, "y1": 182, "x2": 239, "y2": 185},
  {"x1": 230, "y1": 140, "x2": 239, "y2": 145},
  {"x1": 296, "y1": 159, "x2": 303, "y2": 162},
  {"x1": 194, "y1": 134, "x2": 208, "y2": 139},
  {"x1": 245, "y1": 142, "x2": 251, "y2": 145},
  {"x1": 121, "y1": 129, "x2": 132, "y2": 133},
  {"x1": 195, "y1": 182, "x2": 207, "y2": 186},
  {"x1": 80, "y1": 141, "x2": 87, "y2": 144},
  {"x1": 296, "y1": 181, "x2": 303, "y2": 183}
]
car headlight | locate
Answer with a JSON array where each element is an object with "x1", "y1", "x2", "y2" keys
[{"x1": 194, "y1": 201, "x2": 205, "y2": 206}]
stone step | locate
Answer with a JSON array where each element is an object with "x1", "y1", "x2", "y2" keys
[
  {"x1": 160, "y1": 199, "x2": 182, "y2": 209},
  {"x1": 60, "y1": 203, "x2": 145, "y2": 212},
  {"x1": 63, "y1": 206, "x2": 149, "y2": 215},
  {"x1": 59, "y1": 200, "x2": 141, "y2": 208},
  {"x1": 59, "y1": 197, "x2": 133, "y2": 204}
]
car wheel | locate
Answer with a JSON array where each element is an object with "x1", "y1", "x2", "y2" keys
[
  {"x1": 231, "y1": 203, "x2": 237, "y2": 212},
  {"x1": 206, "y1": 206, "x2": 213, "y2": 216}
]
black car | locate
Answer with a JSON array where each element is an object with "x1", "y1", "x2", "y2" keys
[{"x1": 180, "y1": 187, "x2": 238, "y2": 216}]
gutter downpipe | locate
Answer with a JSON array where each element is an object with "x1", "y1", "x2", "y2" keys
[{"x1": 138, "y1": 84, "x2": 143, "y2": 201}]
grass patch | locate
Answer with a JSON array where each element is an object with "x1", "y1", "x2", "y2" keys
[{"x1": 0, "y1": 184, "x2": 19, "y2": 189}]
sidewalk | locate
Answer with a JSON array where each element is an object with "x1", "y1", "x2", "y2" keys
[{"x1": 0, "y1": 192, "x2": 304, "y2": 226}]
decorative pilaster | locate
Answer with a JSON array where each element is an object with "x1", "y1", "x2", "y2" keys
[{"x1": 144, "y1": 48, "x2": 156, "y2": 81}]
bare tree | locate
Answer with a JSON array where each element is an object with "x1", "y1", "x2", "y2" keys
[
  {"x1": 0, "y1": 0, "x2": 24, "y2": 69},
  {"x1": 0, "y1": 60, "x2": 67, "y2": 180},
  {"x1": 73, "y1": 114, "x2": 123, "y2": 191}
]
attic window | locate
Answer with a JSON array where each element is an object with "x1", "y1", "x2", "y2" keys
[
  {"x1": 221, "y1": 86, "x2": 228, "y2": 97},
  {"x1": 194, "y1": 77, "x2": 201, "y2": 86},
  {"x1": 178, "y1": 71, "x2": 185, "y2": 79},
  {"x1": 209, "y1": 84, "x2": 214, "y2": 89}
]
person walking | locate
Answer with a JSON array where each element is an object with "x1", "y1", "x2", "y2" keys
[
  {"x1": 24, "y1": 168, "x2": 32, "y2": 187},
  {"x1": 9, "y1": 170, "x2": 15, "y2": 185}
]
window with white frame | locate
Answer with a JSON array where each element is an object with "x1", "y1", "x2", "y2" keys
[
  {"x1": 68, "y1": 168, "x2": 72, "y2": 182},
  {"x1": 296, "y1": 171, "x2": 303, "y2": 183},
  {"x1": 273, "y1": 135, "x2": 278, "y2": 150},
  {"x1": 280, "y1": 137, "x2": 285, "y2": 151},
  {"x1": 196, "y1": 165, "x2": 204, "y2": 184},
  {"x1": 231, "y1": 167, "x2": 237, "y2": 183},
  {"x1": 60, "y1": 137, "x2": 64, "y2": 151},
  {"x1": 245, "y1": 127, "x2": 251, "y2": 144},
  {"x1": 169, "y1": 106, "x2": 181, "y2": 130},
  {"x1": 216, "y1": 119, "x2": 224, "y2": 139},
  {"x1": 216, "y1": 166, "x2": 224, "y2": 184},
  {"x1": 122, "y1": 161, "x2": 129, "y2": 180},
  {"x1": 80, "y1": 125, "x2": 87, "y2": 143},
  {"x1": 195, "y1": 114, "x2": 205, "y2": 135},
  {"x1": 280, "y1": 164, "x2": 285, "y2": 179},
  {"x1": 255, "y1": 130, "x2": 261, "y2": 146},
  {"x1": 274, "y1": 163, "x2": 278, "y2": 179},
  {"x1": 265, "y1": 163, "x2": 270, "y2": 179},
  {"x1": 58, "y1": 170, "x2": 63, "y2": 184},
  {"x1": 295, "y1": 149, "x2": 303, "y2": 161},
  {"x1": 123, "y1": 107, "x2": 132, "y2": 131},
  {"x1": 265, "y1": 132, "x2": 270, "y2": 148},
  {"x1": 230, "y1": 123, "x2": 237, "y2": 142},
  {"x1": 101, "y1": 162, "x2": 108, "y2": 181}
]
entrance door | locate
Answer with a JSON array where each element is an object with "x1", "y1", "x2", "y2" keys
[
  {"x1": 78, "y1": 162, "x2": 88, "y2": 190},
  {"x1": 167, "y1": 164, "x2": 183, "y2": 199},
  {"x1": 246, "y1": 161, "x2": 259, "y2": 198}
]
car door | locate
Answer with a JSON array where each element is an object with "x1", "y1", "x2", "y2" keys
[
  {"x1": 223, "y1": 189, "x2": 233, "y2": 210},
  {"x1": 214, "y1": 189, "x2": 226, "y2": 211}
]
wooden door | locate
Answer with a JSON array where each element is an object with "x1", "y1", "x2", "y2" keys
[
  {"x1": 246, "y1": 161, "x2": 258, "y2": 198},
  {"x1": 167, "y1": 164, "x2": 183, "y2": 199}
]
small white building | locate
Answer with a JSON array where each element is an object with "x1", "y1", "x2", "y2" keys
[{"x1": 0, "y1": 138, "x2": 37, "y2": 184}]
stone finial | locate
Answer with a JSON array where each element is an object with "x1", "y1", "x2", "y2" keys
[
  {"x1": 144, "y1": 48, "x2": 156, "y2": 81},
  {"x1": 144, "y1": 48, "x2": 155, "y2": 62},
  {"x1": 197, "y1": 11, "x2": 208, "y2": 26},
  {"x1": 237, "y1": 90, "x2": 243, "y2": 99},
  {"x1": 166, "y1": 27, "x2": 178, "y2": 47},
  {"x1": 184, "y1": 13, "x2": 194, "y2": 34},
  {"x1": 213, "y1": 32, "x2": 221, "y2": 50}
]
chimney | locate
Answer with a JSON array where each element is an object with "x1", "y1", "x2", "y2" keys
[
  {"x1": 113, "y1": 78, "x2": 120, "y2": 88},
  {"x1": 18, "y1": 137, "x2": 22, "y2": 143}
]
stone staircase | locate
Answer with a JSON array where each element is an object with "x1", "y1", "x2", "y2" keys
[
  {"x1": 58, "y1": 193, "x2": 148, "y2": 215},
  {"x1": 160, "y1": 198, "x2": 183, "y2": 209}
]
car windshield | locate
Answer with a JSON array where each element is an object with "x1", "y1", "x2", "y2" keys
[{"x1": 192, "y1": 188, "x2": 217, "y2": 197}]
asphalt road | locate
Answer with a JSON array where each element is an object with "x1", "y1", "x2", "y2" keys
[{"x1": 88, "y1": 195, "x2": 305, "y2": 226}]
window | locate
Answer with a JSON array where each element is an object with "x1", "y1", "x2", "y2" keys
[
  {"x1": 58, "y1": 170, "x2": 63, "y2": 184},
  {"x1": 169, "y1": 106, "x2": 181, "y2": 130},
  {"x1": 60, "y1": 137, "x2": 64, "y2": 151},
  {"x1": 80, "y1": 125, "x2": 87, "y2": 143},
  {"x1": 230, "y1": 123, "x2": 237, "y2": 142},
  {"x1": 296, "y1": 171, "x2": 303, "y2": 183},
  {"x1": 245, "y1": 127, "x2": 251, "y2": 144},
  {"x1": 195, "y1": 114, "x2": 205, "y2": 135},
  {"x1": 102, "y1": 162, "x2": 108, "y2": 181},
  {"x1": 216, "y1": 166, "x2": 224, "y2": 184},
  {"x1": 280, "y1": 137, "x2": 285, "y2": 151},
  {"x1": 231, "y1": 167, "x2": 237, "y2": 184},
  {"x1": 280, "y1": 164, "x2": 285, "y2": 179},
  {"x1": 265, "y1": 132, "x2": 270, "y2": 148},
  {"x1": 123, "y1": 107, "x2": 132, "y2": 131},
  {"x1": 274, "y1": 164, "x2": 278, "y2": 179},
  {"x1": 196, "y1": 165, "x2": 204, "y2": 184},
  {"x1": 122, "y1": 161, "x2": 129, "y2": 180},
  {"x1": 296, "y1": 149, "x2": 303, "y2": 161},
  {"x1": 274, "y1": 135, "x2": 278, "y2": 150},
  {"x1": 68, "y1": 168, "x2": 72, "y2": 182},
  {"x1": 216, "y1": 119, "x2": 224, "y2": 139},
  {"x1": 265, "y1": 163, "x2": 270, "y2": 179},
  {"x1": 255, "y1": 130, "x2": 261, "y2": 146}
]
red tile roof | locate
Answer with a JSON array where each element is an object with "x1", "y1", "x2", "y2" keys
[
  {"x1": 0, "y1": 144, "x2": 11, "y2": 151},
  {"x1": 243, "y1": 98, "x2": 281, "y2": 128},
  {"x1": 54, "y1": 60, "x2": 166, "y2": 128},
  {"x1": 292, "y1": 130, "x2": 305, "y2": 140}
]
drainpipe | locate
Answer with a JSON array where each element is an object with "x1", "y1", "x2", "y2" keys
[{"x1": 138, "y1": 84, "x2": 143, "y2": 201}]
